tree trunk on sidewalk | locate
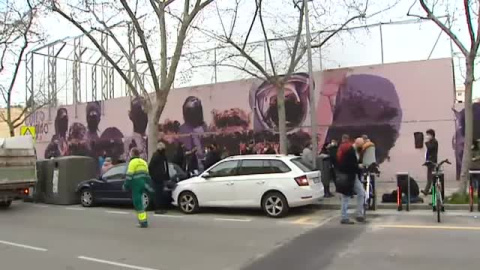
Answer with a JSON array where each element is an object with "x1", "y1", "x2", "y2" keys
[
  {"x1": 277, "y1": 83, "x2": 288, "y2": 154},
  {"x1": 146, "y1": 97, "x2": 166, "y2": 161},
  {"x1": 459, "y1": 57, "x2": 475, "y2": 193}
]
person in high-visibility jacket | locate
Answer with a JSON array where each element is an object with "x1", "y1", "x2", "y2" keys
[{"x1": 123, "y1": 147, "x2": 154, "y2": 228}]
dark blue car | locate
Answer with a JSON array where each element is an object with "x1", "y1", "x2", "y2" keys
[{"x1": 76, "y1": 162, "x2": 188, "y2": 209}]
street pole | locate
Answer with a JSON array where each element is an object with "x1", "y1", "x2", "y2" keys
[{"x1": 304, "y1": 0, "x2": 319, "y2": 169}]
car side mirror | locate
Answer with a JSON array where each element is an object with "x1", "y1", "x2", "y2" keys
[{"x1": 202, "y1": 172, "x2": 212, "y2": 179}]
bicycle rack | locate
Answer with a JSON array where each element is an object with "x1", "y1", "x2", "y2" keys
[
  {"x1": 469, "y1": 170, "x2": 480, "y2": 212},
  {"x1": 396, "y1": 172, "x2": 411, "y2": 211}
]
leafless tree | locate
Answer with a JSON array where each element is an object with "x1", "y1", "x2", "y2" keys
[
  {"x1": 195, "y1": 0, "x2": 374, "y2": 154},
  {"x1": 409, "y1": 0, "x2": 480, "y2": 192},
  {"x1": 52, "y1": 0, "x2": 213, "y2": 159},
  {"x1": 0, "y1": 0, "x2": 46, "y2": 137}
]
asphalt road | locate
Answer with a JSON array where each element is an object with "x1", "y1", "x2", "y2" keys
[
  {"x1": 244, "y1": 210, "x2": 480, "y2": 270},
  {"x1": 0, "y1": 202, "x2": 335, "y2": 270},
  {"x1": 2, "y1": 202, "x2": 480, "y2": 270}
]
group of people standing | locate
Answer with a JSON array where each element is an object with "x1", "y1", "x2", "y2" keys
[{"x1": 318, "y1": 134, "x2": 376, "y2": 225}]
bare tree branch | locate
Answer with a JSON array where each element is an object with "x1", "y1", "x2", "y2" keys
[
  {"x1": 415, "y1": 0, "x2": 469, "y2": 56},
  {"x1": 119, "y1": 0, "x2": 160, "y2": 96},
  {"x1": 256, "y1": 0, "x2": 276, "y2": 77}
]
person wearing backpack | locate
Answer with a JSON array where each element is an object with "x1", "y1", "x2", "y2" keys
[{"x1": 336, "y1": 137, "x2": 366, "y2": 225}]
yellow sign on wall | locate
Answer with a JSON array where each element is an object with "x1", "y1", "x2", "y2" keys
[{"x1": 20, "y1": 126, "x2": 36, "y2": 139}]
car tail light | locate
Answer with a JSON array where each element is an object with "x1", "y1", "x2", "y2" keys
[
  {"x1": 23, "y1": 189, "x2": 29, "y2": 195},
  {"x1": 295, "y1": 175, "x2": 309, "y2": 186}
]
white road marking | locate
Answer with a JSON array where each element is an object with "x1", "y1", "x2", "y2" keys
[
  {"x1": 105, "y1": 210, "x2": 129, "y2": 215},
  {"x1": 214, "y1": 218, "x2": 251, "y2": 222},
  {"x1": 0, "y1": 240, "x2": 48, "y2": 252},
  {"x1": 32, "y1": 204, "x2": 49, "y2": 208},
  {"x1": 65, "y1": 207, "x2": 85, "y2": 211},
  {"x1": 153, "y1": 214, "x2": 184, "y2": 218},
  {"x1": 78, "y1": 256, "x2": 159, "y2": 270},
  {"x1": 316, "y1": 215, "x2": 339, "y2": 227}
]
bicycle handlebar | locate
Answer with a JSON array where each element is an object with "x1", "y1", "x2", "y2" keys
[{"x1": 423, "y1": 159, "x2": 451, "y2": 169}]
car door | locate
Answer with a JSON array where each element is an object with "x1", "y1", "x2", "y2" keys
[
  {"x1": 195, "y1": 160, "x2": 240, "y2": 207},
  {"x1": 235, "y1": 159, "x2": 292, "y2": 207},
  {"x1": 101, "y1": 164, "x2": 128, "y2": 200}
]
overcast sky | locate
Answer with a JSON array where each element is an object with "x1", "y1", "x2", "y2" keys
[{"x1": 7, "y1": 0, "x2": 476, "y2": 106}]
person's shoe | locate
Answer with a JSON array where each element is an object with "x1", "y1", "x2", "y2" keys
[
  {"x1": 421, "y1": 190, "x2": 428, "y2": 196},
  {"x1": 340, "y1": 219, "x2": 354, "y2": 225},
  {"x1": 355, "y1": 216, "x2": 366, "y2": 223},
  {"x1": 137, "y1": 222, "x2": 148, "y2": 228},
  {"x1": 155, "y1": 210, "x2": 167, "y2": 215}
]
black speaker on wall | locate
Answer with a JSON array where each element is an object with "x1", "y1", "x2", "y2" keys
[{"x1": 414, "y1": 132, "x2": 424, "y2": 149}]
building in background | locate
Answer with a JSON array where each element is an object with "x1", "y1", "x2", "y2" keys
[
  {"x1": 456, "y1": 86, "x2": 465, "y2": 103},
  {"x1": 0, "y1": 107, "x2": 24, "y2": 137}
]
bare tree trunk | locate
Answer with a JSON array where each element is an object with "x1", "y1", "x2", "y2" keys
[
  {"x1": 459, "y1": 57, "x2": 475, "y2": 193},
  {"x1": 277, "y1": 83, "x2": 288, "y2": 154},
  {"x1": 9, "y1": 126, "x2": 14, "y2": 137},
  {"x1": 147, "y1": 96, "x2": 168, "y2": 161}
]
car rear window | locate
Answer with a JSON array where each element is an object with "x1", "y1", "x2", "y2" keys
[{"x1": 290, "y1": 157, "x2": 315, "y2": 172}]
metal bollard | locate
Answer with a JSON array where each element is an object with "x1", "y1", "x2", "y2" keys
[
  {"x1": 469, "y1": 170, "x2": 480, "y2": 212},
  {"x1": 396, "y1": 172, "x2": 410, "y2": 211}
]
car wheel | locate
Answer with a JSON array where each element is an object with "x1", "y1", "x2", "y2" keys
[
  {"x1": 142, "y1": 192, "x2": 151, "y2": 210},
  {"x1": 178, "y1": 191, "x2": 199, "y2": 214},
  {"x1": 80, "y1": 189, "x2": 95, "y2": 207},
  {"x1": 262, "y1": 192, "x2": 289, "y2": 218},
  {"x1": 0, "y1": 200, "x2": 12, "y2": 208}
]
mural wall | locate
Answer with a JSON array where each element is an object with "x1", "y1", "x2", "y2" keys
[{"x1": 27, "y1": 58, "x2": 458, "y2": 182}]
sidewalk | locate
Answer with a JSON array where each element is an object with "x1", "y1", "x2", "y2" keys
[{"x1": 316, "y1": 180, "x2": 472, "y2": 211}]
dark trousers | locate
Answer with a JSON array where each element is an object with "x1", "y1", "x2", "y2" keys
[
  {"x1": 153, "y1": 182, "x2": 167, "y2": 210},
  {"x1": 424, "y1": 167, "x2": 433, "y2": 192}
]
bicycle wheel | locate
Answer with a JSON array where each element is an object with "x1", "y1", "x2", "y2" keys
[
  {"x1": 436, "y1": 189, "x2": 442, "y2": 223},
  {"x1": 469, "y1": 185, "x2": 474, "y2": 212}
]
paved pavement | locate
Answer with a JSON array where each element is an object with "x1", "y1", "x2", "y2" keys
[{"x1": 2, "y1": 202, "x2": 480, "y2": 270}]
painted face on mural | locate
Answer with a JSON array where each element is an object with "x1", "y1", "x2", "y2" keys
[
  {"x1": 251, "y1": 73, "x2": 310, "y2": 132},
  {"x1": 453, "y1": 102, "x2": 480, "y2": 179},
  {"x1": 55, "y1": 108, "x2": 69, "y2": 137},
  {"x1": 325, "y1": 74, "x2": 402, "y2": 164},
  {"x1": 99, "y1": 127, "x2": 124, "y2": 163},
  {"x1": 68, "y1": 122, "x2": 90, "y2": 156},
  {"x1": 129, "y1": 97, "x2": 148, "y2": 135},
  {"x1": 183, "y1": 96, "x2": 205, "y2": 128},
  {"x1": 86, "y1": 102, "x2": 101, "y2": 133}
]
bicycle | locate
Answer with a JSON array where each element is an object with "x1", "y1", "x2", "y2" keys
[
  {"x1": 423, "y1": 159, "x2": 451, "y2": 223},
  {"x1": 362, "y1": 163, "x2": 380, "y2": 215}
]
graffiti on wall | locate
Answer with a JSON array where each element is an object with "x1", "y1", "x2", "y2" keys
[{"x1": 30, "y1": 58, "x2": 456, "y2": 181}]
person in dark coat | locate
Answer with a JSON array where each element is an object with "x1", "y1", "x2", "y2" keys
[
  {"x1": 422, "y1": 129, "x2": 439, "y2": 195},
  {"x1": 148, "y1": 142, "x2": 170, "y2": 214},
  {"x1": 204, "y1": 144, "x2": 221, "y2": 170},
  {"x1": 336, "y1": 137, "x2": 365, "y2": 225},
  {"x1": 172, "y1": 142, "x2": 186, "y2": 170},
  {"x1": 185, "y1": 147, "x2": 199, "y2": 176}
]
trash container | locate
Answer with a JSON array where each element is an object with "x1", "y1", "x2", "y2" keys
[{"x1": 43, "y1": 156, "x2": 96, "y2": 205}]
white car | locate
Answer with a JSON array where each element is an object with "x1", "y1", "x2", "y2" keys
[{"x1": 172, "y1": 155, "x2": 323, "y2": 217}]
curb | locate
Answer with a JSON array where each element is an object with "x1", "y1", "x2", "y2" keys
[{"x1": 312, "y1": 202, "x2": 476, "y2": 211}]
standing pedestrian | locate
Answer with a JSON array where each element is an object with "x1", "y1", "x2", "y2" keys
[
  {"x1": 185, "y1": 147, "x2": 199, "y2": 176},
  {"x1": 336, "y1": 137, "x2": 366, "y2": 224},
  {"x1": 422, "y1": 129, "x2": 438, "y2": 196},
  {"x1": 327, "y1": 139, "x2": 338, "y2": 185},
  {"x1": 148, "y1": 142, "x2": 170, "y2": 214},
  {"x1": 471, "y1": 140, "x2": 480, "y2": 189},
  {"x1": 264, "y1": 143, "x2": 276, "y2": 154},
  {"x1": 172, "y1": 142, "x2": 186, "y2": 170},
  {"x1": 123, "y1": 147, "x2": 153, "y2": 228},
  {"x1": 101, "y1": 157, "x2": 113, "y2": 174},
  {"x1": 302, "y1": 142, "x2": 314, "y2": 168},
  {"x1": 204, "y1": 144, "x2": 221, "y2": 169}
]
